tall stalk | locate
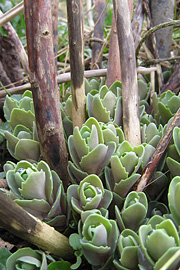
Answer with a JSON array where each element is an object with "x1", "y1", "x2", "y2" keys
[
  {"x1": 24, "y1": 0, "x2": 70, "y2": 190},
  {"x1": 113, "y1": 0, "x2": 141, "y2": 146},
  {"x1": 66, "y1": 0, "x2": 86, "y2": 129}
]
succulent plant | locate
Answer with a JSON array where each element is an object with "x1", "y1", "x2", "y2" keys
[
  {"x1": 79, "y1": 213, "x2": 119, "y2": 268},
  {"x1": 113, "y1": 229, "x2": 140, "y2": 270},
  {"x1": 139, "y1": 218, "x2": 180, "y2": 270},
  {"x1": 153, "y1": 90, "x2": 180, "y2": 125},
  {"x1": 3, "y1": 90, "x2": 34, "y2": 121},
  {"x1": 4, "y1": 121, "x2": 40, "y2": 162},
  {"x1": 4, "y1": 160, "x2": 66, "y2": 229},
  {"x1": 67, "y1": 174, "x2": 112, "y2": 216},
  {"x1": 147, "y1": 201, "x2": 169, "y2": 218},
  {"x1": 68, "y1": 117, "x2": 116, "y2": 183},
  {"x1": 168, "y1": 176, "x2": 180, "y2": 226},
  {"x1": 138, "y1": 78, "x2": 151, "y2": 105},
  {"x1": 6, "y1": 247, "x2": 54, "y2": 270},
  {"x1": 101, "y1": 122, "x2": 124, "y2": 150},
  {"x1": 166, "y1": 126, "x2": 180, "y2": 177},
  {"x1": 61, "y1": 95, "x2": 73, "y2": 140},
  {"x1": 115, "y1": 191, "x2": 148, "y2": 232},
  {"x1": 85, "y1": 77, "x2": 105, "y2": 95},
  {"x1": 2, "y1": 90, "x2": 40, "y2": 162},
  {"x1": 105, "y1": 141, "x2": 144, "y2": 202},
  {"x1": 141, "y1": 122, "x2": 163, "y2": 148},
  {"x1": 86, "y1": 81, "x2": 123, "y2": 126}
]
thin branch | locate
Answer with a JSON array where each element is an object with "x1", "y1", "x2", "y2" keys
[
  {"x1": 136, "y1": 20, "x2": 180, "y2": 59},
  {"x1": 135, "y1": 108, "x2": 180, "y2": 192},
  {"x1": 0, "y1": 1, "x2": 24, "y2": 27},
  {"x1": 142, "y1": 56, "x2": 180, "y2": 66},
  {"x1": 0, "y1": 67, "x2": 155, "y2": 98}
]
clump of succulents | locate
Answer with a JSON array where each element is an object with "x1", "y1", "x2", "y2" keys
[
  {"x1": 166, "y1": 126, "x2": 180, "y2": 177},
  {"x1": 168, "y1": 176, "x2": 180, "y2": 226},
  {"x1": 1, "y1": 90, "x2": 40, "y2": 162},
  {"x1": 105, "y1": 140, "x2": 144, "y2": 205},
  {"x1": 113, "y1": 229, "x2": 140, "y2": 270},
  {"x1": 4, "y1": 160, "x2": 66, "y2": 229},
  {"x1": 5, "y1": 247, "x2": 55, "y2": 270},
  {"x1": 141, "y1": 122, "x2": 163, "y2": 148},
  {"x1": 153, "y1": 90, "x2": 180, "y2": 125},
  {"x1": 67, "y1": 174, "x2": 112, "y2": 218},
  {"x1": 68, "y1": 117, "x2": 116, "y2": 182},
  {"x1": 115, "y1": 191, "x2": 148, "y2": 232},
  {"x1": 86, "y1": 81, "x2": 123, "y2": 126},
  {"x1": 139, "y1": 218, "x2": 180, "y2": 270},
  {"x1": 79, "y1": 213, "x2": 119, "y2": 268}
]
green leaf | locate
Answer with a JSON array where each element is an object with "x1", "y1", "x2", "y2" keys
[
  {"x1": 72, "y1": 127, "x2": 89, "y2": 158},
  {"x1": 70, "y1": 250, "x2": 82, "y2": 270},
  {"x1": 47, "y1": 261, "x2": 71, "y2": 270},
  {"x1": 92, "y1": 95, "x2": 111, "y2": 123},
  {"x1": 69, "y1": 234, "x2": 82, "y2": 250},
  {"x1": 10, "y1": 108, "x2": 35, "y2": 130},
  {"x1": 0, "y1": 248, "x2": 11, "y2": 266},
  {"x1": 168, "y1": 176, "x2": 180, "y2": 226},
  {"x1": 166, "y1": 157, "x2": 180, "y2": 177}
]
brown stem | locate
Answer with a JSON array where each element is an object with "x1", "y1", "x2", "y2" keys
[
  {"x1": 0, "y1": 1, "x2": 24, "y2": 27},
  {"x1": 132, "y1": 0, "x2": 144, "y2": 49},
  {"x1": 106, "y1": 0, "x2": 133, "y2": 87},
  {"x1": 0, "y1": 10, "x2": 29, "y2": 75},
  {"x1": 113, "y1": 0, "x2": 141, "y2": 146},
  {"x1": 106, "y1": 13, "x2": 121, "y2": 87},
  {"x1": 24, "y1": 0, "x2": 70, "y2": 190},
  {"x1": 67, "y1": 0, "x2": 86, "y2": 129},
  {"x1": 51, "y1": 0, "x2": 59, "y2": 69},
  {"x1": 91, "y1": 0, "x2": 105, "y2": 69},
  {"x1": 135, "y1": 108, "x2": 180, "y2": 192},
  {"x1": 0, "y1": 191, "x2": 74, "y2": 259}
]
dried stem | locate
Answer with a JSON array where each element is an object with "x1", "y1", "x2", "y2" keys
[
  {"x1": 91, "y1": 0, "x2": 105, "y2": 69},
  {"x1": 0, "y1": 191, "x2": 74, "y2": 259},
  {"x1": 0, "y1": 67, "x2": 154, "y2": 98},
  {"x1": 113, "y1": 0, "x2": 141, "y2": 146},
  {"x1": 67, "y1": 0, "x2": 86, "y2": 129},
  {"x1": 0, "y1": 10, "x2": 29, "y2": 75},
  {"x1": 0, "y1": 1, "x2": 24, "y2": 27},
  {"x1": 136, "y1": 20, "x2": 180, "y2": 59},
  {"x1": 135, "y1": 108, "x2": 180, "y2": 192},
  {"x1": 24, "y1": 0, "x2": 70, "y2": 190}
]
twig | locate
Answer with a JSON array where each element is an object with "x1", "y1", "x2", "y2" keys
[
  {"x1": 136, "y1": 20, "x2": 180, "y2": 59},
  {"x1": 135, "y1": 108, "x2": 180, "y2": 192},
  {"x1": 142, "y1": 56, "x2": 180, "y2": 66},
  {"x1": 0, "y1": 1, "x2": 24, "y2": 27},
  {"x1": 0, "y1": 67, "x2": 155, "y2": 98}
]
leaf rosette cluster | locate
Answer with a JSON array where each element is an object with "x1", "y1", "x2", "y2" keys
[
  {"x1": 68, "y1": 117, "x2": 116, "y2": 182},
  {"x1": 67, "y1": 174, "x2": 112, "y2": 216},
  {"x1": 2, "y1": 91, "x2": 40, "y2": 162},
  {"x1": 4, "y1": 160, "x2": 66, "y2": 229},
  {"x1": 79, "y1": 214, "x2": 119, "y2": 268}
]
